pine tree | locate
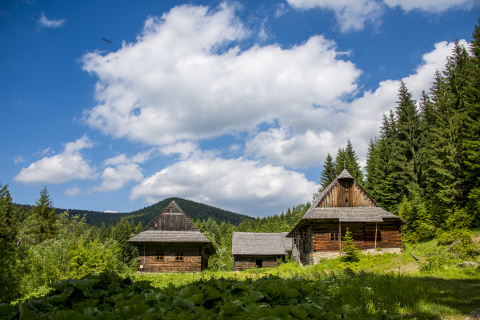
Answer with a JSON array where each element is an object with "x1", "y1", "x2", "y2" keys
[
  {"x1": 341, "y1": 228, "x2": 359, "y2": 262},
  {"x1": 31, "y1": 187, "x2": 58, "y2": 242},
  {"x1": 463, "y1": 19, "x2": 480, "y2": 225},
  {"x1": 344, "y1": 139, "x2": 363, "y2": 182},
  {"x1": 364, "y1": 139, "x2": 381, "y2": 200},
  {"x1": 334, "y1": 140, "x2": 363, "y2": 183},
  {"x1": 393, "y1": 80, "x2": 422, "y2": 198},
  {"x1": 316, "y1": 153, "x2": 336, "y2": 196},
  {"x1": 0, "y1": 183, "x2": 21, "y2": 302}
]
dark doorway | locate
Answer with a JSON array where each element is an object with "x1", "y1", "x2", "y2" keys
[{"x1": 256, "y1": 259, "x2": 262, "y2": 268}]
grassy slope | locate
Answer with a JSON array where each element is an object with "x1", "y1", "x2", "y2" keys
[{"x1": 133, "y1": 235, "x2": 480, "y2": 319}]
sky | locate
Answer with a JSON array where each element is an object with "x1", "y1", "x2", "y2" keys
[{"x1": 1, "y1": 0, "x2": 479, "y2": 217}]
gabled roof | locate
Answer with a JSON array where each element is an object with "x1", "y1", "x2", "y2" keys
[
  {"x1": 287, "y1": 169, "x2": 404, "y2": 237},
  {"x1": 144, "y1": 200, "x2": 198, "y2": 231},
  {"x1": 231, "y1": 232, "x2": 292, "y2": 256}
]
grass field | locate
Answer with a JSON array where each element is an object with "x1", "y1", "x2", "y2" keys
[{"x1": 2, "y1": 235, "x2": 479, "y2": 319}]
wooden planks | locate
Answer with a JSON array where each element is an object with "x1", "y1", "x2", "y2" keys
[
  {"x1": 317, "y1": 181, "x2": 376, "y2": 208},
  {"x1": 136, "y1": 244, "x2": 204, "y2": 272},
  {"x1": 311, "y1": 221, "x2": 402, "y2": 252}
]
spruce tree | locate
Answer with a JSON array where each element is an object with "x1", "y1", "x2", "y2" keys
[
  {"x1": 463, "y1": 19, "x2": 480, "y2": 225},
  {"x1": 393, "y1": 80, "x2": 422, "y2": 198},
  {"x1": 32, "y1": 187, "x2": 58, "y2": 242},
  {"x1": 317, "y1": 153, "x2": 336, "y2": 195},
  {"x1": 364, "y1": 139, "x2": 381, "y2": 200}
]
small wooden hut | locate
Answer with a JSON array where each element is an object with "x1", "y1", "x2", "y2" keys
[
  {"x1": 128, "y1": 200, "x2": 215, "y2": 273},
  {"x1": 231, "y1": 232, "x2": 292, "y2": 271},
  {"x1": 287, "y1": 169, "x2": 404, "y2": 265}
]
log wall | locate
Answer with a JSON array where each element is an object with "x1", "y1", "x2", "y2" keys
[
  {"x1": 310, "y1": 221, "x2": 402, "y2": 253},
  {"x1": 136, "y1": 243, "x2": 206, "y2": 273},
  {"x1": 233, "y1": 255, "x2": 280, "y2": 271}
]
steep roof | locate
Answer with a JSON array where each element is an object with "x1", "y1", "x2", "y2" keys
[
  {"x1": 144, "y1": 200, "x2": 198, "y2": 232},
  {"x1": 127, "y1": 231, "x2": 211, "y2": 243},
  {"x1": 232, "y1": 232, "x2": 292, "y2": 256},
  {"x1": 287, "y1": 169, "x2": 404, "y2": 237}
]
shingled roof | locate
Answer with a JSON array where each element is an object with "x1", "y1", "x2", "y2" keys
[
  {"x1": 127, "y1": 231, "x2": 211, "y2": 243},
  {"x1": 232, "y1": 232, "x2": 292, "y2": 256}
]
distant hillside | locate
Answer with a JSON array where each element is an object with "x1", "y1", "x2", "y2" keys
[{"x1": 45, "y1": 197, "x2": 254, "y2": 227}]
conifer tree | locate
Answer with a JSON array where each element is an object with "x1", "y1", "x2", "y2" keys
[
  {"x1": 463, "y1": 19, "x2": 480, "y2": 225},
  {"x1": 31, "y1": 187, "x2": 58, "y2": 242},
  {"x1": 316, "y1": 153, "x2": 336, "y2": 196},
  {"x1": 393, "y1": 80, "x2": 422, "y2": 198},
  {"x1": 364, "y1": 139, "x2": 381, "y2": 200},
  {"x1": 430, "y1": 42, "x2": 469, "y2": 221}
]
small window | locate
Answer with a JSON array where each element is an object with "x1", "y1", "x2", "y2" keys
[
  {"x1": 175, "y1": 252, "x2": 184, "y2": 261},
  {"x1": 156, "y1": 252, "x2": 164, "y2": 261},
  {"x1": 330, "y1": 228, "x2": 339, "y2": 241}
]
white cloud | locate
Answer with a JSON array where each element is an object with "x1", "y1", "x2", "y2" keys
[
  {"x1": 246, "y1": 127, "x2": 337, "y2": 169},
  {"x1": 286, "y1": 0, "x2": 384, "y2": 32},
  {"x1": 92, "y1": 163, "x2": 144, "y2": 192},
  {"x1": 14, "y1": 136, "x2": 96, "y2": 184},
  {"x1": 287, "y1": 0, "x2": 477, "y2": 33},
  {"x1": 246, "y1": 40, "x2": 465, "y2": 169},
  {"x1": 37, "y1": 12, "x2": 66, "y2": 29},
  {"x1": 81, "y1": 3, "x2": 360, "y2": 146},
  {"x1": 383, "y1": 0, "x2": 476, "y2": 13},
  {"x1": 91, "y1": 149, "x2": 154, "y2": 192},
  {"x1": 65, "y1": 187, "x2": 82, "y2": 197},
  {"x1": 130, "y1": 149, "x2": 317, "y2": 216}
]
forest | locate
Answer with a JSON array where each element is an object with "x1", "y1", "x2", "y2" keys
[{"x1": 0, "y1": 19, "x2": 479, "y2": 319}]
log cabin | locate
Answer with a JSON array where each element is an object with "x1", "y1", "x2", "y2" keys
[
  {"x1": 127, "y1": 200, "x2": 215, "y2": 273},
  {"x1": 287, "y1": 169, "x2": 404, "y2": 265},
  {"x1": 232, "y1": 232, "x2": 292, "y2": 271}
]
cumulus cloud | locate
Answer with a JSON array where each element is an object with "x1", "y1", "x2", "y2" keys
[
  {"x1": 37, "y1": 12, "x2": 66, "y2": 29},
  {"x1": 287, "y1": 0, "x2": 384, "y2": 32},
  {"x1": 383, "y1": 0, "x2": 476, "y2": 13},
  {"x1": 91, "y1": 149, "x2": 155, "y2": 192},
  {"x1": 81, "y1": 3, "x2": 360, "y2": 145},
  {"x1": 246, "y1": 40, "x2": 465, "y2": 169},
  {"x1": 130, "y1": 148, "x2": 317, "y2": 216},
  {"x1": 287, "y1": 0, "x2": 476, "y2": 33},
  {"x1": 14, "y1": 136, "x2": 96, "y2": 184}
]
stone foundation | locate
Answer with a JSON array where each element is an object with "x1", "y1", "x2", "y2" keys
[{"x1": 309, "y1": 248, "x2": 402, "y2": 265}]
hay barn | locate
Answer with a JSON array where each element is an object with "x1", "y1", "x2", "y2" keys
[{"x1": 232, "y1": 232, "x2": 292, "y2": 271}]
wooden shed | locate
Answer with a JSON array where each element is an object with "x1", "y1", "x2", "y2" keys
[
  {"x1": 287, "y1": 169, "x2": 404, "y2": 265},
  {"x1": 127, "y1": 200, "x2": 215, "y2": 273},
  {"x1": 232, "y1": 232, "x2": 292, "y2": 271}
]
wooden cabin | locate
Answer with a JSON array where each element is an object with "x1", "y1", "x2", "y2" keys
[
  {"x1": 231, "y1": 232, "x2": 292, "y2": 271},
  {"x1": 127, "y1": 200, "x2": 215, "y2": 273},
  {"x1": 287, "y1": 169, "x2": 404, "y2": 265}
]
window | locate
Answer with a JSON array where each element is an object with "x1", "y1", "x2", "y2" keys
[
  {"x1": 330, "y1": 228, "x2": 339, "y2": 241},
  {"x1": 175, "y1": 252, "x2": 184, "y2": 261},
  {"x1": 156, "y1": 252, "x2": 164, "y2": 261}
]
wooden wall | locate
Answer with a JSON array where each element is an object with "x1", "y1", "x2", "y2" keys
[
  {"x1": 233, "y1": 255, "x2": 280, "y2": 271},
  {"x1": 317, "y1": 181, "x2": 376, "y2": 208},
  {"x1": 305, "y1": 220, "x2": 402, "y2": 253},
  {"x1": 136, "y1": 243, "x2": 206, "y2": 273},
  {"x1": 145, "y1": 213, "x2": 196, "y2": 231}
]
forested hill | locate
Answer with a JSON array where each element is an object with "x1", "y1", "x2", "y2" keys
[{"x1": 46, "y1": 197, "x2": 254, "y2": 227}]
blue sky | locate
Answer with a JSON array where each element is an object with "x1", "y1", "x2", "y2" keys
[{"x1": 1, "y1": 0, "x2": 479, "y2": 217}]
